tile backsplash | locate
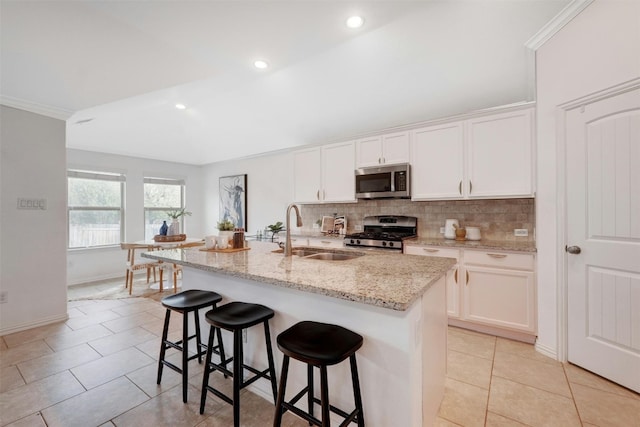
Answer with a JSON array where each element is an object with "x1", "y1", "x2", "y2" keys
[{"x1": 300, "y1": 198, "x2": 535, "y2": 241}]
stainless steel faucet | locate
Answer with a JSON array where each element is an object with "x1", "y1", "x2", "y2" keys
[{"x1": 284, "y1": 203, "x2": 303, "y2": 256}]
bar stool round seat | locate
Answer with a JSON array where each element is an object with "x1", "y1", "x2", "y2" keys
[
  {"x1": 157, "y1": 289, "x2": 223, "y2": 403},
  {"x1": 200, "y1": 301, "x2": 278, "y2": 427},
  {"x1": 274, "y1": 321, "x2": 365, "y2": 427}
]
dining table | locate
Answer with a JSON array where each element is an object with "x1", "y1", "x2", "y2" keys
[{"x1": 133, "y1": 237, "x2": 204, "y2": 289}]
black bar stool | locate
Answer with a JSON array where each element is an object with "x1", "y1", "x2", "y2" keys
[
  {"x1": 200, "y1": 301, "x2": 279, "y2": 427},
  {"x1": 157, "y1": 289, "x2": 224, "y2": 403},
  {"x1": 273, "y1": 321, "x2": 365, "y2": 427}
]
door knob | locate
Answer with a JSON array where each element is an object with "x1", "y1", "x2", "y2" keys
[{"x1": 565, "y1": 245, "x2": 581, "y2": 254}]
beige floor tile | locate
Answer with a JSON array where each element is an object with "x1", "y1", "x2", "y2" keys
[
  {"x1": 138, "y1": 316, "x2": 182, "y2": 337},
  {"x1": 112, "y1": 382, "x2": 217, "y2": 427},
  {"x1": 17, "y1": 343, "x2": 101, "y2": 383},
  {"x1": 66, "y1": 307, "x2": 89, "y2": 318},
  {"x1": 126, "y1": 356, "x2": 186, "y2": 398},
  {"x1": 485, "y1": 411, "x2": 529, "y2": 426},
  {"x1": 67, "y1": 299, "x2": 97, "y2": 309},
  {"x1": 564, "y1": 363, "x2": 640, "y2": 400},
  {"x1": 488, "y1": 376, "x2": 581, "y2": 427},
  {"x1": 492, "y1": 351, "x2": 572, "y2": 397},
  {"x1": 0, "y1": 336, "x2": 7, "y2": 351},
  {"x1": 571, "y1": 382, "x2": 640, "y2": 427},
  {"x1": 64, "y1": 309, "x2": 122, "y2": 331},
  {"x1": 0, "y1": 371, "x2": 85, "y2": 425},
  {"x1": 447, "y1": 349, "x2": 493, "y2": 389},
  {"x1": 98, "y1": 422, "x2": 116, "y2": 427},
  {"x1": 111, "y1": 299, "x2": 163, "y2": 317},
  {"x1": 0, "y1": 365, "x2": 25, "y2": 393},
  {"x1": 2, "y1": 322, "x2": 71, "y2": 348},
  {"x1": 88, "y1": 326, "x2": 157, "y2": 356},
  {"x1": 41, "y1": 376, "x2": 149, "y2": 427},
  {"x1": 435, "y1": 416, "x2": 463, "y2": 426},
  {"x1": 448, "y1": 327, "x2": 496, "y2": 360},
  {"x1": 495, "y1": 337, "x2": 560, "y2": 366},
  {"x1": 45, "y1": 324, "x2": 113, "y2": 351},
  {"x1": 76, "y1": 299, "x2": 129, "y2": 314},
  {"x1": 101, "y1": 311, "x2": 162, "y2": 333},
  {"x1": 71, "y1": 347, "x2": 154, "y2": 389},
  {"x1": 2, "y1": 323, "x2": 69, "y2": 348},
  {"x1": 5, "y1": 412, "x2": 47, "y2": 427},
  {"x1": 0, "y1": 340, "x2": 53, "y2": 368},
  {"x1": 437, "y1": 377, "x2": 488, "y2": 427}
]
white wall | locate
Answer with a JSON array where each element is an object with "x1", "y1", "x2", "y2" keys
[
  {"x1": 66, "y1": 149, "x2": 203, "y2": 285},
  {"x1": 0, "y1": 106, "x2": 68, "y2": 335},
  {"x1": 535, "y1": 0, "x2": 640, "y2": 357},
  {"x1": 201, "y1": 151, "x2": 294, "y2": 238}
]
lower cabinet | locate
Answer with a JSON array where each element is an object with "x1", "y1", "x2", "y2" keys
[
  {"x1": 404, "y1": 245, "x2": 536, "y2": 337},
  {"x1": 404, "y1": 246, "x2": 461, "y2": 318}
]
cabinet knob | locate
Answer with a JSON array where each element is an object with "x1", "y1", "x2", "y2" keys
[
  {"x1": 316, "y1": 190, "x2": 320, "y2": 200},
  {"x1": 466, "y1": 271, "x2": 469, "y2": 285},
  {"x1": 454, "y1": 269, "x2": 458, "y2": 283},
  {"x1": 469, "y1": 180, "x2": 473, "y2": 194},
  {"x1": 423, "y1": 248, "x2": 439, "y2": 253}
]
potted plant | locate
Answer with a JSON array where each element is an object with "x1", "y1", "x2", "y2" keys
[
  {"x1": 166, "y1": 208, "x2": 192, "y2": 235},
  {"x1": 267, "y1": 221, "x2": 284, "y2": 241},
  {"x1": 217, "y1": 219, "x2": 235, "y2": 248}
]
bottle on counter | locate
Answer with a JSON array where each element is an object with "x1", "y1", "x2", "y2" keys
[
  {"x1": 233, "y1": 228, "x2": 245, "y2": 249},
  {"x1": 159, "y1": 221, "x2": 168, "y2": 236}
]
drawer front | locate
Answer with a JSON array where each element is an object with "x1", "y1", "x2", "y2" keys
[
  {"x1": 307, "y1": 238, "x2": 344, "y2": 249},
  {"x1": 405, "y1": 245, "x2": 460, "y2": 261},
  {"x1": 464, "y1": 250, "x2": 534, "y2": 270}
]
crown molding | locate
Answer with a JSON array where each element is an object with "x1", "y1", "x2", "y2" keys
[
  {"x1": 525, "y1": 0, "x2": 595, "y2": 51},
  {"x1": 0, "y1": 95, "x2": 74, "y2": 120}
]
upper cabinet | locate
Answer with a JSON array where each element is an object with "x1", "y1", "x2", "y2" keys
[
  {"x1": 356, "y1": 131, "x2": 410, "y2": 168},
  {"x1": 292, "y1": 141, "x2": 356, "y2": 204},
  {"x1": 411, "y1": 106, "x2": 534, "y2": 200}
]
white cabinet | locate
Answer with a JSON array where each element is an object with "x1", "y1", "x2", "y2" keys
[
  {"x1": 404, "y1": 246, "x2": 461, "y2": 318},
  {"x1": 411, "y1": 122, "x2": 464, "y2": 199},
  {"x1": 307, "y1": 237, "x2": 344, "y2": 249},
  {"x1": 292, "y1": 141, "x2": 356, "y2": 204},
  {"x1": 404, "y1": 245, "x2": 536, "y2": 336},
  {"x1": 356, "y1": 131, "x2": 410, "y2": 167},
  {"x1": 466, "y1": 109, "x2": 533, "y2": 198},
  {"x1": 463, "y1": 250, "x2": 536, "y2": 334},
  {"x1": 411, "y1": 106, "x2": 534, "y2": 200}
]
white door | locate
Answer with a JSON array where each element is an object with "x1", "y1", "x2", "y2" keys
[{"x1": 566, "y1": 86, "x2": 640, "y2": 393}]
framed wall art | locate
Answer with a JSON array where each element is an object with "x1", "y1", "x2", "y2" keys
[{"x1": 219, "y1": 174, "x2": 247, "y2": 229}]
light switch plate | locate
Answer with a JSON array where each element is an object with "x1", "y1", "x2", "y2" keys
[{"x1": 514, "y1": 229, "x2": 529, "y2": 237}]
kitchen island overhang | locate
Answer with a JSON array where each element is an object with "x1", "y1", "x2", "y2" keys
[{"x1": 143, "y1": 241, "x2": 455, "y2": 426}]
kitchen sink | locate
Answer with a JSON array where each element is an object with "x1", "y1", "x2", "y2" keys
[
  {"x1": 302, "y1": 252, "x2": 363, "y2": 261},
  {"x1": 272, "y1": 247, "x2": 364, "y2": 261}
]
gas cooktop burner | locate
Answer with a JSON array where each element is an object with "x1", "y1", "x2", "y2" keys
[{"x1": 344, "y1": 215, "x2": 417, "y2": 250}]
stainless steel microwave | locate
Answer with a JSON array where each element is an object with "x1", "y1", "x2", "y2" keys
[{"x1": 355, "y1": 163, "x2": 411, "y2": 199}]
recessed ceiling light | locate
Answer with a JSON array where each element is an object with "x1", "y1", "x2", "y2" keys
[
  {"x1": 254, "y1": 60, "x2": 269, "y2": 69},
  {"x1": 175, "y1": 104, "x2": 186, "y2": 110},
  {"x1": 346, "y1": 16, "x2": 364, "y2": 29}
]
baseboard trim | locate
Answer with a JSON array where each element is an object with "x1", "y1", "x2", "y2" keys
[
  {"x1": 534, "y1": 341, "x2": 558, "y2": 360},
  {"x1": 448, "y1": 318, "x2": 536, "y2": 344},
  {"x1": 0, "y1": 313, "x2": 69, "y2": 337}
]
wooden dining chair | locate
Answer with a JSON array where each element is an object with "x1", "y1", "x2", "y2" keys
[{"x1": 121, "y1": 243, "x2": 162, "y2": 295}]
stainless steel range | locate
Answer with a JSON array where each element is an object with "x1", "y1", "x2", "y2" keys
[{"x1": 345, "y1": 215, "x2": 417, "y2": 250}]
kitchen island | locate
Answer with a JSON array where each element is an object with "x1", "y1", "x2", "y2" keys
[{"x1": 144, "y1": 240, "x2": 455, "y2": 426}]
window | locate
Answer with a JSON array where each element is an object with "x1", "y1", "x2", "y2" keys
[
  {"x1": 144, "y1": 177, "x2": 185, "y2": 240},
  {"x1": 68, "y1": 170, "x2": 125, "y2": 249}
]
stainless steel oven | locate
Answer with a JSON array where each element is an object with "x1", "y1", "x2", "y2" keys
[{"x1": 355, "y1": 163, "x2": 410, "y2": 199}]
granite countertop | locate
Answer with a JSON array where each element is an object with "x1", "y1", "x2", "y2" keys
[
  {"x1": 143, "y1": 240, "x2": 455, "y2": 311},
  {"x1": 405, "y1": 237, "x2": 537, "y2": 253}
]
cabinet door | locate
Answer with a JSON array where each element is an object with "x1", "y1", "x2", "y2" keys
[
  {"x1": 411, "y1": 122, "x2": 464, "y2": 200},
  {"x1": 462, "y1": 265, "x2": 536, "y2": 333},
  {"x1": 356, "y1": 136, "x2": 383, "y2": 167},
  {"x1": 292, "y1": 148, "x2": 322, "y2": 203},
  {"x1": 322, "y1": 141, "x2": 356, "y2": 202},
  {"x1": 381, "y1": 131, "x2": 410, "y2": 165},
  {"x1": 404, "y1": 246, "x2": 461, "y2": 318},
  {"x1": 466, "y1": 109, "x2": 533, "y2": 198}
]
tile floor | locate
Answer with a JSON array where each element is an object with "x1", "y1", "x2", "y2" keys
[{"x1": 1, "y1": 281, "x2": 638, "y2": 427}]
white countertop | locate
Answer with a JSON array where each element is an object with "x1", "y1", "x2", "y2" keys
[{"x1": 142, "y1": 240, "x2": 455, "y2": 311}]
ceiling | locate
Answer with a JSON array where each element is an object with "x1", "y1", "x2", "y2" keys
[{"x1": 1, "y1": 1, "x2": 569, "y2": 165}]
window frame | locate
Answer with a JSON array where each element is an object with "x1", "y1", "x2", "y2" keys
[
  {"x1": 143, "y1": 177, "x2": 186, "y2": 240},
  {"x1": 67, "y1": 170, "x2": 125, "y2": 250}
]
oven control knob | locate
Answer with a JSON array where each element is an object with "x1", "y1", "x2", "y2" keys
[
  {"x1": 356, "y1": 240, "x2": 361, "y2": 245},
  {"x1": 389, "y1": 242, "x2": 394, "y2": 247},
  {"x1": 350, "y1": 239, "x2": 355, "y2": 244},
  {"x1": 382, "y1": 241, "x2": 387, "y2": 247}
]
